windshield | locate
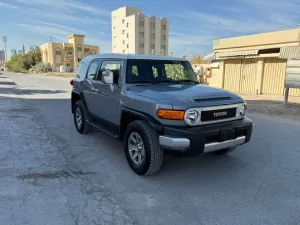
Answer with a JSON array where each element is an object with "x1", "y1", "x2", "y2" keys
[{"x1": 126, "y1": 59, "x2": 197, "y2": 84}]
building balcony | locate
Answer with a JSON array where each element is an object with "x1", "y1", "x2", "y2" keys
[{"x1": 64, "y1": 54, "x2": 73, "y2": 58}]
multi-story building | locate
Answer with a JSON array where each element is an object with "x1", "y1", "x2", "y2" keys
[
  {"x1": 11, "y1": 49, "x2": 17, "y2": 57},
  {"x1": 112, "y1": 6, "x2": 169, "y2": 55},
  {"x1": 0, "y1": 50, "x2": 5, "y2": 61},
  {"x1": 40, "y1": 34, "x2": 100, "y2": 72}
]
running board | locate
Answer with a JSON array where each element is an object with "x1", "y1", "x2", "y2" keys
[{"x1": 87, "y1": 120, "x2": 119, "y2": 139}]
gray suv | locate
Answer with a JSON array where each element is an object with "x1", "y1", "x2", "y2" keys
[{"x1": 71, "y1": 54, "x2": 253, "y2": 175}]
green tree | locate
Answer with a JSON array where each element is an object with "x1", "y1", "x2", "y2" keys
[
  {"x1": 6, "y1": 45, "x2": 42, "y2": 72},
  {"x1": 6, "y1": 55, "x2": 27, "y2": 72},
  {"x1": 25, "y1": 45, "x2": 42, "y2": 69}
]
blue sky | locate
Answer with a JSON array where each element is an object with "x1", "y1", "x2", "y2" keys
[{"x1": 0, "y1": 0, "x2": 300, "y2": 58}]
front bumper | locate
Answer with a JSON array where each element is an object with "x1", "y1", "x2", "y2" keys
[{"x1": 159, "y1": 117, "x2": 253, "y2": 155}]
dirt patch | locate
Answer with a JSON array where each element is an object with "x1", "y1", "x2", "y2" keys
[{"x1": 241, "y1": 94, "x2": 300, "y2": 120}]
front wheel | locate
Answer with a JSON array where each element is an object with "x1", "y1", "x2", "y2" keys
[{"x1": 124, "y1": 120, "x2": 163, "y2": 176}]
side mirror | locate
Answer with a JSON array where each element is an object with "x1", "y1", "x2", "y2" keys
[{"x1": 102, "y1": 70, "x2": 114, "y2": 84}]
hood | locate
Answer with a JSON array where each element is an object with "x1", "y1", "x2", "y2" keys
[{"x1": 128, "y1": 84, "x2": 242, "y2": 104}]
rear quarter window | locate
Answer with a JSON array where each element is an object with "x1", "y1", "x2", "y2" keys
[{"x1": 76, "y1": 61, "x2": 88, "y2": 79}]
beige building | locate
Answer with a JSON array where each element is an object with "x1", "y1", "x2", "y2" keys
[
  {"x1": 40, "y1": 34, "x2": 100, "y2": 72},
  {"x1": 112, "y1": 6, "x2": 169, "y2": 55},
  {"x1": 207, "y1": 28, "x2": 300, "y2": 97}
]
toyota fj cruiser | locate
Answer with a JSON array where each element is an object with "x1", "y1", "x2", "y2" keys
[{"x1": 71, "y1": 54, "x2": 253, "y2": 175}]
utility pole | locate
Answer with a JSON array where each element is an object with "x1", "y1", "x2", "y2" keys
[{"x1": 2, "y1": 36, "x2": 7, "y2": 61}]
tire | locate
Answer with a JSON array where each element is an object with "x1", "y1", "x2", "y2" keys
[
  {"x1": 73, "y1": 100, "x2": 93, "y2": 134},
  {"x1": 124, "y1": 120, "x2": 163, "y2": 176},
  {"x1": 212, "y1": 147, "x2": 236, "y2": 155}
]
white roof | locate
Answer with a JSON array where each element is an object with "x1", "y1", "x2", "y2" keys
[{"x1": 85, "y1": 53, "x2": 187, "y2": 61}]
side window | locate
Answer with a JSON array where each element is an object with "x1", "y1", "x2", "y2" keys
[
  {"x1": 98, "y1": 61, "x2": 122, "y2": 84},
  {"x1": 86, "y1": 60, "x2": 100, "y2": 79}
]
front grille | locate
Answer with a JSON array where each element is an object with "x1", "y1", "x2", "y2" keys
[{"x1": 201, "y1": 108, "x2": 236, "y2": 122}]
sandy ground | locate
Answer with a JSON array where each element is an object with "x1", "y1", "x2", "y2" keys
[{"x1": 240, "y1": 94, "x2": 300, "y2": 121}]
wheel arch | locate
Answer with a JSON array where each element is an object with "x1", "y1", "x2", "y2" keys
[{"x1": 119, "y1": 108, "x2": 163, "y2": 140}]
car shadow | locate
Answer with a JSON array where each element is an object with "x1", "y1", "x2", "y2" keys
[
  {"x1": 0, "y1": 87, "x2": 67, "y2": 95},
  {"x1": 0, "y1": 81, "x2": 17, "y2": 85}
]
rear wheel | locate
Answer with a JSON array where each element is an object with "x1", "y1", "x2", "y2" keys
[
  {"x1": 73, "y1": 100, "x2": 93, "y2": 134},
  {"x1": 124, "y1": 120, "x2": 163, "y2": 176},
  {"x1": 212, "y1": 147, "x2": 236, "y2": 155}
]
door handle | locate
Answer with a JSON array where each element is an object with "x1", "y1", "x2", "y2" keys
[{"x1": 91, "y1": 87, "x2": 98, "y2": 92}]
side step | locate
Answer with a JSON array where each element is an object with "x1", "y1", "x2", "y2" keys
[{"x1": 87, "y1": 120, "x2": 119, "y2": 139}]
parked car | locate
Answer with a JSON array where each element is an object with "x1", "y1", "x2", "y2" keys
[{"x1": 70, "y1": 54, "x2": 253, "y2": 176}]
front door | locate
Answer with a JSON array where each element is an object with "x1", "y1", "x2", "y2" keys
[
  {"x1": 94, "y1": 60, "x2": 123, "y2": 126},
  {"x1": 82, "y1": 59, "x2": 102, "y2": 116}
]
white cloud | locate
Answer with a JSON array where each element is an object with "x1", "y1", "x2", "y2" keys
[
  {"x1": 0, "y1": 1, "x2": 20, "y2": 9},
  {"x1": 37, "y1": 21, "x2": 87, "y2": 34},
  {"x1": 14, "y1": 23, "x2": 70, "y2": 42},
  {"x1": 14, "y1": 0, "x2": 109, "y2": 16}
]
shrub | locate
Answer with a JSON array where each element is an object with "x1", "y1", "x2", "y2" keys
[{"x1": 29, "y1": 62, "x2": 52, "y2": 73}]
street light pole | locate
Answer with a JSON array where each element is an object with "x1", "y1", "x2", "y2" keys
[{"x1": 2, "y1": 36, "x2": 7, "y2": 61}]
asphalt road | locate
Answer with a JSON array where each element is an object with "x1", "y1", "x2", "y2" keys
[{"x1": 1, "y1": 71, "x2": 300, "y2": 225}]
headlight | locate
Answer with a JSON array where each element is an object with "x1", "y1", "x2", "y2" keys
[
  {"x1": 184, "y1": 109, "x2": 200, "y2": 125},
  {"x1": 240, "y1": 104, "x2": 246, "y2": 116}
]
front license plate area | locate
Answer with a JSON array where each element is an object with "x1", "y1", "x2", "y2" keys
[{"x1": 220, "y1": 128, "x2": 236, "y2": 142}]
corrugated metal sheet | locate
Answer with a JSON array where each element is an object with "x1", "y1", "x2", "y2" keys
[
  {"x1": 285, "y1": 60, "x2": 300, "y2": 96},
  {"x1": 289, "y1": 88, "x2": 300, "y2": 96},
  {"x1": 224, "y1": 59, "x2": 241, "y2": 92},
  {"x1": 262, "y1": 58, "x2": 286, "y2": 95},
  {"x1": 203, "y1": 52, "x2": 215, "y2": 61},
  {"x1": 239, "y1": 60, "x2": 257, "y2": 93},
  {"x1": 216, "y1": 50, "x2": 259, "y2": 58},
  {"x1": 279, "y1": 46, "x2": 300, "y2": 59},
  {"x1": 285, "y1": 60, "x2": 300, "y2": 88}
]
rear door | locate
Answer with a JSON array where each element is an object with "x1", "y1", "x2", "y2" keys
[{"x1": 82, "y1": 59, "x2": 102, "y2": 116}]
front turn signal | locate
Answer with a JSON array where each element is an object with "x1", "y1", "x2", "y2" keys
[{"x1": 157, "y1": 109, "x2": 185, "y2": 120}]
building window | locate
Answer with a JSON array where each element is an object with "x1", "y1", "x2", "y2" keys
[
  {"x1": 66, "y1": 63, "x2": 71, "y2": 66},
  {"x1": 78, "y1": 58, "x2": 81, "y2": 62},
  {"x1": 56, "y1": 50, "x2": 61, "y2": 55},
  {"x1": 127, "y1": 44, "x2": 129, "y2": 48},
  {"x1": 122, "y1": 40, "x2": 125, "y2": 44},
  {"x1": 126, "y1": 23, "x2": 129, "y2": 28},
  {"x1": 162, "y1": 45, "x2": 166, "y2": 50},
  {"x1": 139, "y1": 21, "x2": 144, "y2": 27},
  {"x1": 123, "y1": 50, "x2": 125, "y2": 53},
  {"x1": 127, "y1": 33, "x2": 129, "y2": 38},
  {"x1": 122, "y1": 30, "x2": 125, "y2": 34},
  {"x1": 151, "y1": 22, "x2": 155, "y2": 29},
  {"x1": 122, "y1": 19, "x2": 125, "y2": 24},
  {"x1": 162, "y1": 25, "x2": 166, "y2": 30},
  {"x1": 162, "y1": 35, "x2": 166, "y2": 40},
  {"x1": 139, "y1": 43, "x2": 144, "y2": 48},
  {"x1": 151, "y1": 34, "x2": 155, "y2": 39},
  {"x1": 139, "y1": 32, "x2": 144, "y2": 38},
  {"x1": 77, "y1": 47, "x2": 82, "y2": 52},
  {"x1": 151, "y1": 44, "x2": 155, "y2": 50}
]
